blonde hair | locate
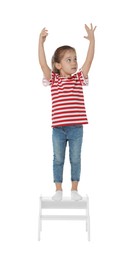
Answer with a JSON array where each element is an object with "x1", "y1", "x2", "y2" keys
[{"x1": 51, "y1": 45, "x2": 76, "y2": 74}]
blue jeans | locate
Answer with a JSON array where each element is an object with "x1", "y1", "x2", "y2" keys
[{"x1": 52, "y1": 125, "x2": 83, "y2": 183}]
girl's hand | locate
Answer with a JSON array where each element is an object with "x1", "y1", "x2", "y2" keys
[
  {"x1": 84, "y1": 23, "x2": 96, "y2": 41},
  {"x1": 39, "y1": 28, "x2": 48, "y2": 43}
]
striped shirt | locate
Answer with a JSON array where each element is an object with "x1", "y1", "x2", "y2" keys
[{"x1": 43, "y1": 70, "x2": 89, "y2": 127}]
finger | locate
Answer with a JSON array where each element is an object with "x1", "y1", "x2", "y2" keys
[
  {"x1": 42, "y1": 27, "x2": 48, "y2": 32},
  {"x1": 85, "y1": 24, "x2": 89, "y2": 30},
  {"x1": 93, "y1": 26, "x2": 97, "y2": 31},
  {"x1": 84, "y1": 36, "x2": 88, "y2": 40}
]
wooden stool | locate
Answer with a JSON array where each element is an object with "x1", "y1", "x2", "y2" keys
[{"x1": 38, "y1": 195, "x2": 90, "y2": 241}]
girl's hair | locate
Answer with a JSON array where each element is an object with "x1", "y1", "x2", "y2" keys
[{"x1": 51, "y1": 45, "x2": 76, "y2": 74}]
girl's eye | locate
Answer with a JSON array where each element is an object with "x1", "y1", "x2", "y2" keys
[{"x1": 67, "y1": 58, "x2": 71, "y2": 62}]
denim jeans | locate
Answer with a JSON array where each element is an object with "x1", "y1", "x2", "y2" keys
[{"x1": 52, "y1": 125, "x2": 83, "y2": 183}]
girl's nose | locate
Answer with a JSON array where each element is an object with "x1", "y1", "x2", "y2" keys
[{"x1": 73, "y1": 60, "x2": 77, "y2": 64}]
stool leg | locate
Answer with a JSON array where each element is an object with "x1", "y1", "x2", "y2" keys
[
  {"x1": 87, "y1": 215, "x2": 90, "y2": 241},
  {"x1": 86, "y1": 218, "x2": 88, "y2": 232},
  {"x1": 38, "y1": 196, "x2": 42, "y2": 241}
]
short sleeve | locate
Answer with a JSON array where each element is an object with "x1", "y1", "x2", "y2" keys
[
  {"x1": 77, "y1": 70, "x2": 89, "y2": 86},
  {"x1": 49, "y1": 71, "x2": 57, "y2": 86}
]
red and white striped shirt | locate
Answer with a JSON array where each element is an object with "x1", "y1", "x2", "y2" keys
[{"x1": 43, "y1": 70, "x2": 89, "y2": 127}]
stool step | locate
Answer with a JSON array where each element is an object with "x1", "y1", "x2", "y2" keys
[
  {"x1": 41, "y1": 197, "x2": 87, "y2": 209},
  {"x1": 41, "y1": 215, "x2": 86, "y2": 220}
]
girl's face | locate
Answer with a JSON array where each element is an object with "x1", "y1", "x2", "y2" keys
[{"x1": 56, "y1": 50, "x2": 78, "y2": 77}]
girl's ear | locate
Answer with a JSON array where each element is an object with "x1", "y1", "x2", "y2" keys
[{"x1": 55, "y1": 62, "x2": 61, "y2": 70}]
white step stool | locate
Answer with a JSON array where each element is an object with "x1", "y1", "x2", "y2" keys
[{"x1": 38, "y1": 195, "x2": 90, "y2": 241}]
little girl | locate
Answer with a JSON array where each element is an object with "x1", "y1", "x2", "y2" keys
[{"x1": 38, "y1": 24, "x2": 96, "y2": 201}]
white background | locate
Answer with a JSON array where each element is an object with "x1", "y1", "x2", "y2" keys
[{"x1": 0, "y1": 0, "x2": 133, "y2": 259}]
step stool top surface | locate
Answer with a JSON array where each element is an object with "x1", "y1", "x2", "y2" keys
[{"x1": 40, "y1": 196, "x2": 88, "y2": 209}]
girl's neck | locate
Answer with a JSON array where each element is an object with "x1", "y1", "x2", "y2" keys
[{"x1": 59, "y1": 72, "x2": 71, "y2": 78}]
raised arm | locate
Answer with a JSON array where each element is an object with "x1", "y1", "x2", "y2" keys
[
  {"x1": 82, "y1": 23, "x2": 96, "y2": 78},
  {"x1": 38, "y1": 28, "x2": 51, "y2": 80}
]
